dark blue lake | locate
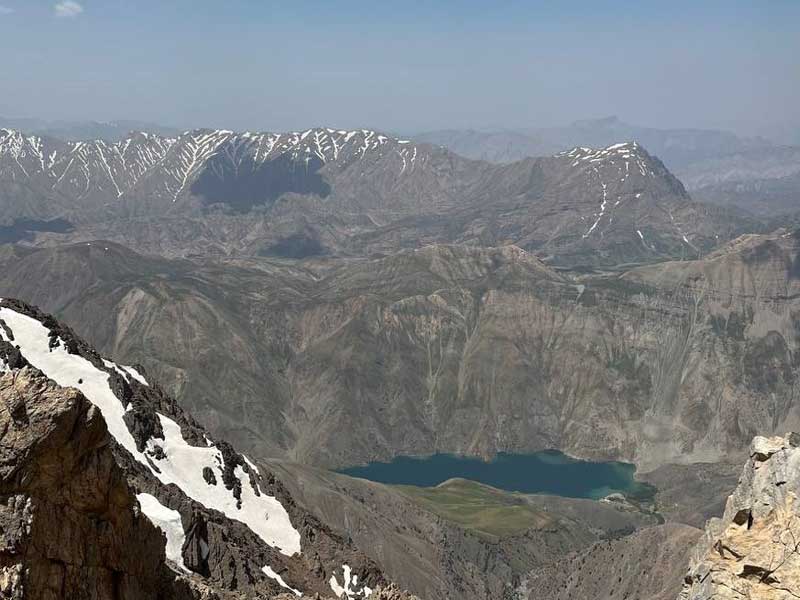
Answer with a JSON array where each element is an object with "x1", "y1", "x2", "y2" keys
[{"x1": 338, "y1": 451, "x2": 654, "y2": 501}]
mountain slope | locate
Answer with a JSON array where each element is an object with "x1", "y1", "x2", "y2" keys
[
  {"x1": 0, "y1": 127, "x2": 430, "y2": 220},
  {"x1": 3, "y1": 232, "x2": 800, "y2": 473},
  {"x1": 0, "y1": 127, "x2": 750, "y2": 267},
  {"x1": 416, "y1": 118, "x2": 800, "y2": 221},
  {"x1": 269, "y1": 462, "x2": 659, "y2": 600},
  {"x1": 525, "y1": 523, "x2": 700, "y2": 600},
  {"x1": 352, "y1": 141, "x2": 746, "y2": 266},
  {"x1": 0, "y1": 366, "x2": 205, "y2": 599},
  {"x1": 0, "y1": 298, "x2": 402, "y2": 599}
]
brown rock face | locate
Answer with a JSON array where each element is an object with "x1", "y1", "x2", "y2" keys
[
  {"x1": 679, "y1": 433, "x2": 800, "y2": 600},
  {"x1": 0, "y1": 299, "x2": 404, "y2": 599},
  {"x1": 0, "y1": 367, "x2": 191, "y2": 600},
  {"x1": 4, "y1": 230, "x2": 800, "y2": 475}
]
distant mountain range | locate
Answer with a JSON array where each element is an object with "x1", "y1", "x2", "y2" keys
[
  {"x1": 414, "y1": 116, "x2": 775, "y2": 169},
  {"x1": 6, "y1": 114, "x2": 796, "y2": 218},
  {"x1": 0, "y1": 126, "x2": 755, "y2": 268},
  {"x1": 415, "y1": 116, "x2": 800, "y2": 217},
  {"x1": 2, "y1": 118, "x2": 800, "y2": 600},
  {"x1": 0, "y1": 116, "x2": 181, "y2": 141}
]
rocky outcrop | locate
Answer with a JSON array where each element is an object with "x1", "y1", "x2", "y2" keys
[
  {"x1": 679, "y1": 433, "x2": 800, "y2": 599},
  {"x1": 0, "y1": 366, "x2": 199, "y2": 599},
  {"x1": 0, "y1": 298, "x2": 402, "y2": 599}
]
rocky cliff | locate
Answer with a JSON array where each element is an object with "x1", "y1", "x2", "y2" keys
[
  {"x1": 0, "y1": 298, "x2": 413, "y2": 599},
  {"x1": 679, "y1": 433, "x2": 800, "y2": 599},
  {"x1": 0, "y1": 366, "x2": 207, "y2": 600}
]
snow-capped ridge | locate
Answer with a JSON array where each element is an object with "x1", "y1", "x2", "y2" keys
[
  {"x1": 556, "y1": 140, "x2": 659, "y2": 177},
  {"x1": 0, "y1": 125, "x2": 424, "y2": 202}
]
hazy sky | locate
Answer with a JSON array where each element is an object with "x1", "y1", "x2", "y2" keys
[{"x1": 1, "y1": 0, "x2": 798, "y2": 136}]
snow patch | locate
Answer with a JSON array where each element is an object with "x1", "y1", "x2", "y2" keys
[
  {"x1": 137, "y1": 493, "x2": 189, "y2": 572},
  {"x1": 124, "y1": 365, "x2": 148, "y2": 385},
  {"x1": 262, "y1": 566, "x2": 302, "y2": 596},
  {"x1": 330, "y1": 564, "x2": 373, "y2": 598},
  {"x1": 147, "y1": 413, "x2": 301, "y2": 555}
]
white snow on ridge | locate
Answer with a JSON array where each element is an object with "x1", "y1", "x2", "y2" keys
[
  {"x1": 0, "y1": 127, "x2": 422, "y2": 202},
  {"x1": 262, "y1": 566, "x2": 302, "y2": 596},
  {"x1": 0, "y1": 307, "x2": 144, "y2": 459},
  {"x1": 124, "y1": 365, "x2": 148, "y2": 385},
  {"x1": 558, "y1": 141, "x2": 655, "y2": 178},
  {"x1": 0, "y1": 306, "x2": 301, "y2": 557},
  {"x1": 583, "y1": 171, "x2": 608, "y2": 238},
  {"x1": 150, "y1": 414, "x2": 301, "y2": 555},
  {"x1": 330, "y1": 564, "x2": 373, "y2": 599},
  {"x1": 102, "y1": 358, "x2": 131, "y2": 381},
  {"x1": 137, "y1": 493, "x2": 189, "y2": 572}
]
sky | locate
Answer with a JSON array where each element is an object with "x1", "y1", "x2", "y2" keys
[{"x1": 1, "y1": 0, "x2": 799, "y2": 138}]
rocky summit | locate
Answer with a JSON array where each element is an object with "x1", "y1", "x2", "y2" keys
[{"x1": 680, "y1": 433, "x2": 800, "y2": 600}]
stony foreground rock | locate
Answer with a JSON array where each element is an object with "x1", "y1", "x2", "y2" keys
[
  {"x1": 0, "y1": 299, "x2": 417, "y2": 599},
  {"x1": 0, "y1": 367, "x2": 199, "y2": 599},
  {"x1": 679, "y1": 433, "x2": 800, "y2": 600}
]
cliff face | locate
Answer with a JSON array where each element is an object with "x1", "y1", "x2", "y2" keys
[
  {"x1": 679, "y1": 433, "x2": 800, "y2": 599},
  {"x1": 0, "y1": 367, "x2": 200, "y2": 600},
  {"x1": 0, "y1": 298, "x2": 415, "y2": 599}
]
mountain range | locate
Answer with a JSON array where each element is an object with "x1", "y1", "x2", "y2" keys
[
  {"x1": 1, "y1": 116, "x2": 799, "y2": 599},
  {"x1": 2, "y1": 225, "x2": 799, "y2": 474},
  {"x1": 7, "y1": 114, "x2": 797, "y2": 220},
  {"x1": 0, "y1": 127, "x2": 756, "y2": 267},
  {"x1": 415, "y1": 116, "x2": 800, "y2": 218}
]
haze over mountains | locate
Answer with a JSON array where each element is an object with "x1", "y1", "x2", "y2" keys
[{"x1": 0, "y1": 116, "x2": 181, "y2": 142}]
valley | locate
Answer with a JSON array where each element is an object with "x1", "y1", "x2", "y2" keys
[
  {"x1": 3, "y1": 3, "x2": 798, "y2": 598},
  {"x1": 0, "y1": 121, "x2": 797, "y2": 600}
]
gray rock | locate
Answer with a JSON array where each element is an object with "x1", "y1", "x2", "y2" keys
[{"x1": 678, "y1": 432, "x2": 800, "y2": 600}]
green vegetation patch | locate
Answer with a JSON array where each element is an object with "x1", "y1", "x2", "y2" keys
[{"x1": 395, "y1": 478, "x2": 557, "y2": 539}]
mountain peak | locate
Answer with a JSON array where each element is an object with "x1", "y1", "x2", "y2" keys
[{"x1": 555, "y1": 141, "x2": 660, "y2": 177}]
